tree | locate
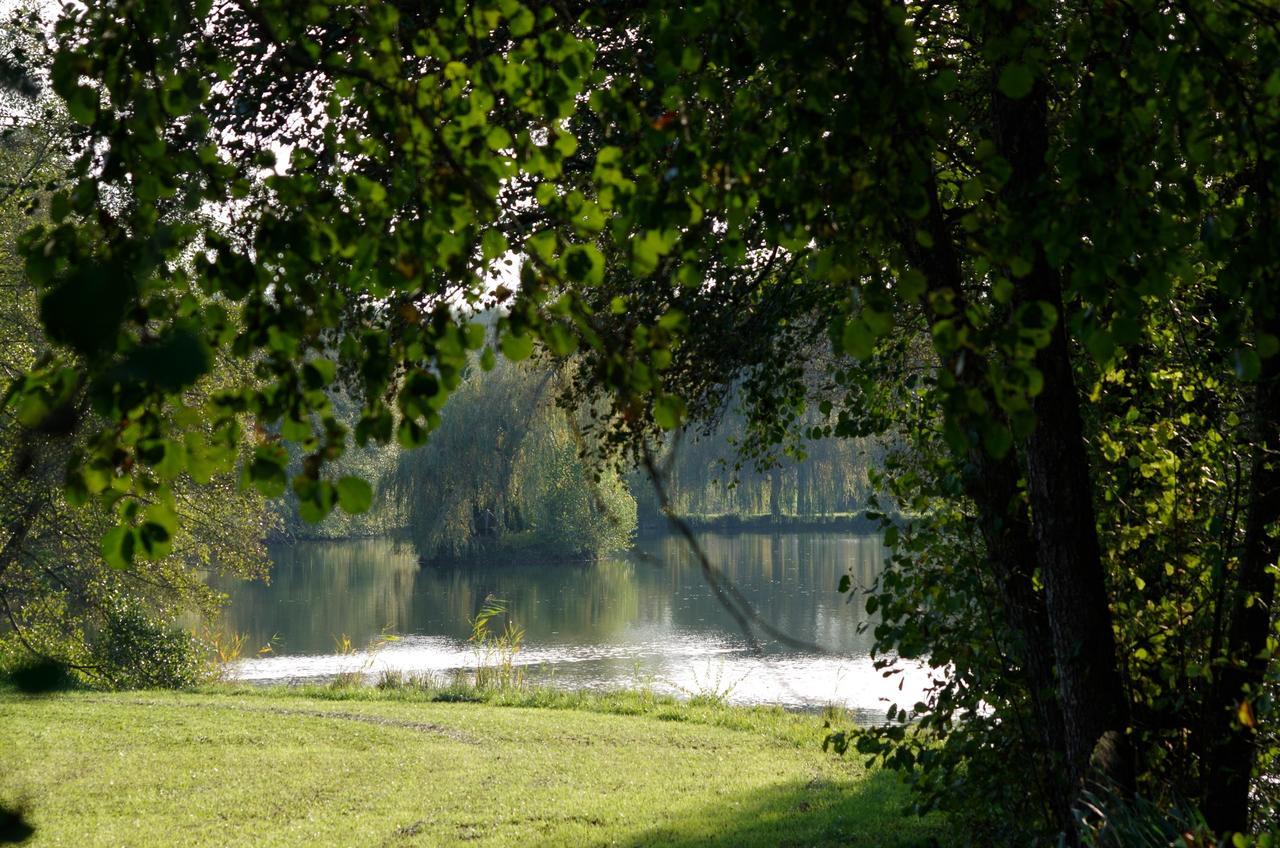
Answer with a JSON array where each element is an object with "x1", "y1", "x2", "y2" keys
[
  {"x1": 10, "y1": 0, "x2": 1280, "y2": 840},
  {"x1": 386, "y1": 356, "x2": 635, "y2": 562},
  {"x1": 627, "y1": 399, "x2": 885, "y2": 527},
  {"x1": 0, "y1": 33, "x2": 275, "y2": 683}
]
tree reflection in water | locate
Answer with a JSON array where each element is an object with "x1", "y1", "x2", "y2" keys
[{"x1": 214, "y1": 532, "x2": 924, "y2": 715}]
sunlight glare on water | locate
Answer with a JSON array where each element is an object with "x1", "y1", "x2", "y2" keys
[{"x1": 218, "y1": 532, "x2": 933, "y2": 721}]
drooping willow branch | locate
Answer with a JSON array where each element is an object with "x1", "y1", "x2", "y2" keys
[{"x1": 640, "y1": 443, "x2": 833, "y2": 657}]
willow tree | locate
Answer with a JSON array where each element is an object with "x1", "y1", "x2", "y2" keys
[
  {"x1": 11, "y1": 0, "x2": 1280, "y2": 841},
  {"x1": 387, "y1": 358, "x2": 634, "y2": 562}
]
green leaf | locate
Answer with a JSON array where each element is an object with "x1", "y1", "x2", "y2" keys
[
  {"x1": 303, "y1": 358, "x2": 337, "y2": 389},
  {"x1": 563, "y1": 244, "x2": 604, "y2": 285},
  {"x1": 1084, "y1": 329, "x2": 1116, "y2": 366},
  {"x1": 249, "y1": 448, "x2": 287, "y2": 498},
  {"x1": 138, "y1": 505, "x2": 178, "y2": 559},
  {"x1": 863, "y1": 308, "x2": 893, "y2": 338},
  {"x1": 508, "y1": 5, "x2": 535, "y2": 36},
  {"x1": 83, "y1": 459, "x2": 113, "y2": 494},
  {"x1": 653, "y1": 394, "x2": 686, "y2": 430},
  {"x1": 525, "y1": 230, "x2": 558, "y2": 264},
  {"x1": 336, "y1": 476, "x2": 374, "y2": 514},
  {"x1": 841, "y1": 319, "x2": 874, "y2": 360},
  {"x1": 482, "y1": 229, "x2": 510, "y2": 261},
  {"x1": 543, "y1": 323, "x2": 578, "y2": 356},
  {"x1": 657, "y1": 308, "x2": 685, "y2": 331},
  {"x1": 185, "y1": 433, "x2": 217, "y2": 484},
  {"x1": 486, "y1": 126, "x2": 513, "y2": 151},
  {"x1": 281, "y1": 415, "x2": 312, "y2": 442},
  {"x1": 41, "y1": 261, "x2": 135, "y2": 355},
  {"x1": 101, "y1": 526, "x2": 135, "y2": 570},
  {"x1": 1266, "y1": 71, "x2": 1280, "y2": 98},
  {"x1": 631, "y1": 231, "x2": 671, "y2": 277},
  {"x1": 113, "y1": 326, "x2": 213, "y2": 393},
  {"x1": 898, "y1": 270, "x2": 926, "y2": 301},
  {"x1": 982, "y1": 421, "x2": 1013, "y2": 459},
  {"x1": 397, "y1": 418, "x2": 428, "y2": 449},
  {"x1": 153, "y1": 438, "x2": 187, "y2": 481},
  {"x1": 501, "y1": 331, "x2": 534, "y2": 361},
  {"x1": 998, "y1": 63, "x2": 1034, "y2": 99},
  {"x1": 144, "y1": 503, "x2": 179, "y2": 537},
  {"x1": 65, "y1": 85, "x2": 98, "y2": 124},
  {"x1": 296, "y1": 480, "x2": 336, "y2": 524}
]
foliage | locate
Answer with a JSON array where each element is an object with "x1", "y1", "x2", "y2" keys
[
  {"x1": 7, "y1": 0, "x2": 606, "y2": 545},
  {"x1": 0, "y1": 41, "x2": 274, "y2": 686},
  {"x1": 1073, "y1": 785, "x2": 1215, "y2": 848},
  {"x1": 388, "y1": 357, "x2": 635, "y2": 562},
  {"x1": 89, "y1": 595, "x2": 204, "y2": 689},
  {"x1": 270, "y1": 390, "x2": 405, "y2": 541}
]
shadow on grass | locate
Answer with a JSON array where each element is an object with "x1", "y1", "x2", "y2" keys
[
  {"x1": 617, "y1": 769, "x2": 945, "y2": 848},
  {"x1": 0, "y1": 804, "x2": 34, "y2": 846}
]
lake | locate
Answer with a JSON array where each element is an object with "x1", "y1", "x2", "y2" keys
[{"x1": 216, "y1": 531, "x2": 932, "y2": 720}]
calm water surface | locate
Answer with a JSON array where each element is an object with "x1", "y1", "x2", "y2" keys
[{"x1": 217, "y1": 532, "x2": 932, "y2": 720}]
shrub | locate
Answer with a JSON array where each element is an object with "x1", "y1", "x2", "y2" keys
[{"x1": 91, "y1": 597, "x2": 204, "y2": 690}]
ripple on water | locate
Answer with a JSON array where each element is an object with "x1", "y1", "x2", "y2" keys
[{"x1": 222, "y1": 532, "x2": 934, "y2": 719}]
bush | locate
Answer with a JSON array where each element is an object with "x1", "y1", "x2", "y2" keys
[{"x1": 91, "y1": 597, "x2": 204, "y2": 690}]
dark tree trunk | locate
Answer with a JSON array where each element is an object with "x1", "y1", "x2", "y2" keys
[
  {"x1": 1203, "y1": 313, "x2": 1280, "y2": 833},
  {"x1": 991, "y1": 71, "x2": 1134, "y2": 794},
  {"x1": 1019, "y1": 264, "x2": 1134, "y2": 793},
  {"x1": 968, "y1": 444, "x2": 1079, "y2": 831},
  {"x1": 906, "y1": 171, "x2": 1075, "y2": 839}
]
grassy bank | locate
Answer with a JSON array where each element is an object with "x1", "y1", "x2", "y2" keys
[
  {"x1": 0, "y1": 685, "x2": 943, "y2": 847},
  {"x1": 637, "y1": 512, "x2": 892, "y2": 535}
]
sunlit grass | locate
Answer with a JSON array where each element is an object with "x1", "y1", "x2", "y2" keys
[{"x1": 0, "y1": 686, "x2": 946, "y2": 847}]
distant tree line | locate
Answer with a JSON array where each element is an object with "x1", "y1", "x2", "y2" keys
[
  {"x1": 632, "y1": 407, "x2": 886, "y2": 528},
  {"x1": 275, "y1": 359, "x2": 889, "y2": 553}
]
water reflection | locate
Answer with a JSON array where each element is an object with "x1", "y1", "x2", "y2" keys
[{"x1": 217, "y1": 532, "x2": 929, "y2": 719}]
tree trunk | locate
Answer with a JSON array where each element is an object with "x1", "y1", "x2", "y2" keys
[
  {"x1": 1202, "y1": 313, "x2": 1280, "y2": 833},
  {"x1": 906, "y1": 170, "x2": 1075, "y2": 838},
  {"x1": 991, "y1": 69, "x2": 1134, "y2": 794},
  {"x1": 1019, "y1": 264, "x2": 1134, "y2": 793},
  {"x1": 797, "y1": 462, "x2": 810, "y2": 517},
  {"x1": 769, "y1": 468, "x2": 783, "y2": 523}
]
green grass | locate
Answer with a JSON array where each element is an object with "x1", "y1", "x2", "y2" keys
[{"x1": 0, "y1": 685, "x2": 944, "y2": 847}]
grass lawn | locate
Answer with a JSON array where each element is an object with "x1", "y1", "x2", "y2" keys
[{"x1": 0, "y1": 686, "x2": 944, "y2": 847}]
